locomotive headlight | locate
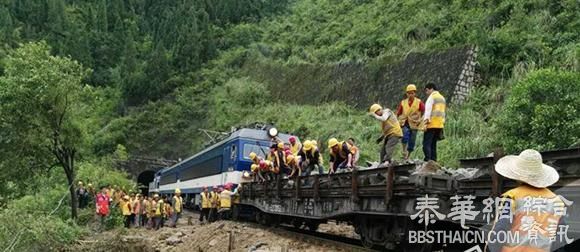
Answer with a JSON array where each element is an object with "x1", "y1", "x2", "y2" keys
[{"x1": 268, "y1": 127, "x2": 278, "y2": 137}]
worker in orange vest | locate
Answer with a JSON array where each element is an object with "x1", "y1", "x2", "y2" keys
[
  {"x1": 121, "y1": 195, "x2": 132, "y2": 228},
  {"x1": 396, "y1": 84, "x2": 425, "y2": 160},
  {"x1": 487, "y1": 149, "x2": 568, "y2": 252}
]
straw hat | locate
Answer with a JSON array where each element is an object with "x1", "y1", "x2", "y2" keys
[{"x1": 495, "y1": 149, "x2": 559, "y2": 188}]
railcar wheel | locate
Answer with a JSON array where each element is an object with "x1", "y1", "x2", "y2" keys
[
  {"x1": 360, "y1": 234, "x2": 374, "y2": 249},
  {"x1": 291, "y1": 219, "x2": 304, "y2": 229},
  {"x1": 306, "y1": 221, "x2": 319, "y2": 231},
  {"x1": 232, "y1": 205, "x2": 240, "y2": 221}
]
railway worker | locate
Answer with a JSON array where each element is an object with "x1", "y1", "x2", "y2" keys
[
  {"x1": 146, "y1": 196, "x2": 155, "y2": 229},
  {"x1": 128, "y1": 192, "x2": 136, "y2": 226},
  {"x1": 249, "y1": 152, "x2": 261, "y2": 165},
  {"x1": 218, "y1": 183, "x2": 240, "y2": 220},
  {"x1": 133, "y1": 194, "x2": 142, "y2": 228},
  {"x1": 273, "y1": 142, "x2": 289, "y2": 176},
  {"x1": 153, "y1": 194, "x2": 164, "y2": 230},
  {"x1": 77, "y1": 181, "x2": 88, "y2": 209},
  {"x1": 286, "y1": 154, "x2": 301, "y2": 178},
  {"x1": 95, "y1": 185, "x2": 110, "y2": 232},
  {"x1": 369, "y1": 103, "x2": 402, "y2": 166},
  {"x1": 170, "y1": 188, "x2": 183, "y2": 227},
  {"x1": 199, "y1": 186, "x2": 211, "y2": 223},
  {"x1": 396, "y1": 84, "x2": 425, "y2": 160},
  {"x1": 209, "y1": 187, "x2": 219, "y2": 222},
  {"x1": 86, "y1": 183, "x2": 95, "y2": 206},
  {"x1": 422, "y1": 83, "x2": 446, "y2": 162},
  {"x1": 140, "y1": 195, "x2": 149, "y2": 227},
  {"x1": 299, "y1": 140, "x2": 325, "y2": 176},
  {"x1": 487, "y1": 149, "x2": 566, "y2": 252},
  {"x1": 347, "y1": 138, "x2": 360, "y2": 167},
  {"x1": 289, "y1": 136, "x2": 302, "y2": 156},
  {"x1": 328, "y1": 138, "x2": 355, "y2": 173},
  {"x1": 251, "y1": 164, "x2": 264, "y2": 182},
  {"x1": 259, "y1": 160, "x2": 274, "y2": 181},
  {"x1": 121, "y1": 195, "x2": 132, "y2": 228}
]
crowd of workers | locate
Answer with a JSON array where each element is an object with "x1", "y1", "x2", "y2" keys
[
  {"x1": 249, "y1": 83, "x2": 446, "y2": 182},
  {"x1": 81, "y1": 181, "x2": 239, "y2": 232}
]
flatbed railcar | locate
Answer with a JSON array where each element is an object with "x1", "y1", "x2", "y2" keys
[{"x1": 235, "y1": 148, "x2": 580, "y2": 251}]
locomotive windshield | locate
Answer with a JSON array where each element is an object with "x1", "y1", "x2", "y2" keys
[{"x1": 242, "y1": 143, "x2": 270, "y2": 160}]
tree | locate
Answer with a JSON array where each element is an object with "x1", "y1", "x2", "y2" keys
[
  {"x1": 496, "y1": 69, "x2": 580, "y2": 153},
  {"x1": 0, "y1": 42, "x2": 90, "y2": 219}
]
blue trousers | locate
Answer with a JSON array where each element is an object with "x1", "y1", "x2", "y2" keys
[
  {"x1": 402, "y1": 124, "x2": 418, "y2": 152},
  {"x1": 423, "y1": 128, "x2": 442, "y2": 161}
]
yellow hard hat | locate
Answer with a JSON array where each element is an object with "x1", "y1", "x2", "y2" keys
[
  {"x1": 123, "y1": 195, "x2": 129, "y2": 200},
  {"x1": 87, "y1": 183, "x2": 93, "y2": 187},
  {"x1": 153, "y1": 194, "x2": 159, "y2": 198},
  {"x1": 78, "y1": 181, "x2": 83, "y2": 185},
  {"x1": 328, "y1": 138, "x2": 339, "y2": 148},
  {"x1": 406, "y1": 84, "x2": 417, "y2": 92},
  {"x1": 277, "y1": 142, "x2": 284, "y2": 149},
  {"x1": 251, "y1": 164, "x2": 259, "y2": 172},
  {"x1": 249, "y1": 152, "x2": 257, "y2": 160},
  {"x1": 175, "y1": 188, "x2": 181, "y2": 194},
  {"x1": 286, "y1": 154, "x2": 295, "y2": 164},
  {"x1": 311, "y1": 140, "x2": 318, "y2": 146},
  {"x1": 369, "y1": 104, "x2": 382, "y2": 113},
  {"x1": 302, "y1": 140, "x2": 313, "y2": 151}
]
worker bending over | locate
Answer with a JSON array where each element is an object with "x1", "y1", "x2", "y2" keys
[
  {"x1": 396, "y1": 84, "x2": 425, "y2": 160},
  {"x1": 299, "y1": 140, "x2": 325, "y2": 176},
  {"x1": 369, "y1": 104, "x2": 402, "y2": 166},
  {"x1": 487, "y1": 149, "x2": 566, "y2": 252},
  {"x1": 289, "y1": 136, "x2": 301, "y2": 156},
  {"x1": 328, "y1": 138, "x2": 354, "y2": 173},
  {"x1": 286, "y1": 154, "x2": 301, "y2": 177}
]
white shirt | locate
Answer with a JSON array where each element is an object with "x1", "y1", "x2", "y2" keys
[
  {"x1": 372, "y1": 109, "x2": 394, "y2": 122},
  {"x1": 423, "y1": 93, "x2": 434, "y2": 121}
]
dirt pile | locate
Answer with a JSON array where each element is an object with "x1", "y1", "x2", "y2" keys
[{"x1": 71, "y1": 212, "x2": 359, "y2": 252}]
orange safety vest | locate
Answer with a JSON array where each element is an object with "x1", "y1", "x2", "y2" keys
[
  {"x1": 427, "y1": 91, "x2": 446, "y2": 129},
  {"x1": 290, "y1": 143, "x2": 302, "y2": 155},
  {"x1": 499, "y1": 185, "x2": 563, "y2": 252},
  {"x1": 381, "y1": 111, "x2": 403, "y2": 138},
  {"x1": 398, "y1": 97, "x2": 422, "y2": 129}
]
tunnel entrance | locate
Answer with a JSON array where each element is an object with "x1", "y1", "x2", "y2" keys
[{"x1": 137, "y1": 170, "x2": 156, "y2": 195}]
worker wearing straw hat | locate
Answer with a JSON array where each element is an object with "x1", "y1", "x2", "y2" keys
[{"x1": 487, "y1": 149, "x2": 568, "y2": 252}]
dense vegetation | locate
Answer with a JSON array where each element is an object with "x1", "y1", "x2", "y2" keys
[{"x1": 0, "y1": 0, "x2": 579, "y2": 250}]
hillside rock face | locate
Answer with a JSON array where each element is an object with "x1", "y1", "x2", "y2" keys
[{"x1": 244, "y1": 45, "x2": 479, "y2": 108}]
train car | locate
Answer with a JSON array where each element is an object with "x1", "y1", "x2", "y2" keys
[
  {"x1": 149, "y1": 125, "x2": 297, "y2": 208},
  {"x1": 236, "y1": 147, "x2": 580, "y2": 251}
]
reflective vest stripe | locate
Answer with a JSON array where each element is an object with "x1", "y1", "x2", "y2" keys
[
  {"x1": 201, "y1": 193, "x2": 211, "y2": 208},
  {"x1": 220, "y1": 190, "x2": 232, "y2": 208},
  {"x1": 399, "y1": 98, "x2": 422, "y2": 129},
  {"x1": 381, "y1": 114, "x2": 403, "y2": 137},
  {"x1": 173, "y1": 196, "x2": 182, "y2": 213},
  {"x1": 427, "y1": 91, "x2": 446, "y2": 129},
  {"x1": 500, "y1": 186, "x2": 562, "y2": 252}
]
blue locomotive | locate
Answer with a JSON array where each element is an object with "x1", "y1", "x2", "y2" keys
[{"x1": 149, "y1": 125, "x2": 296, "y2": 207}]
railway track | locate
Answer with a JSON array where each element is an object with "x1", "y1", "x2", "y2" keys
[{"x1": 272, "y1": 224, "x2": 378, "y2": 252}]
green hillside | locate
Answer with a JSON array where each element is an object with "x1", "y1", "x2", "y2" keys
[{"x1": 0, "y1": 0, "x2": 579, "y2": 250}]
